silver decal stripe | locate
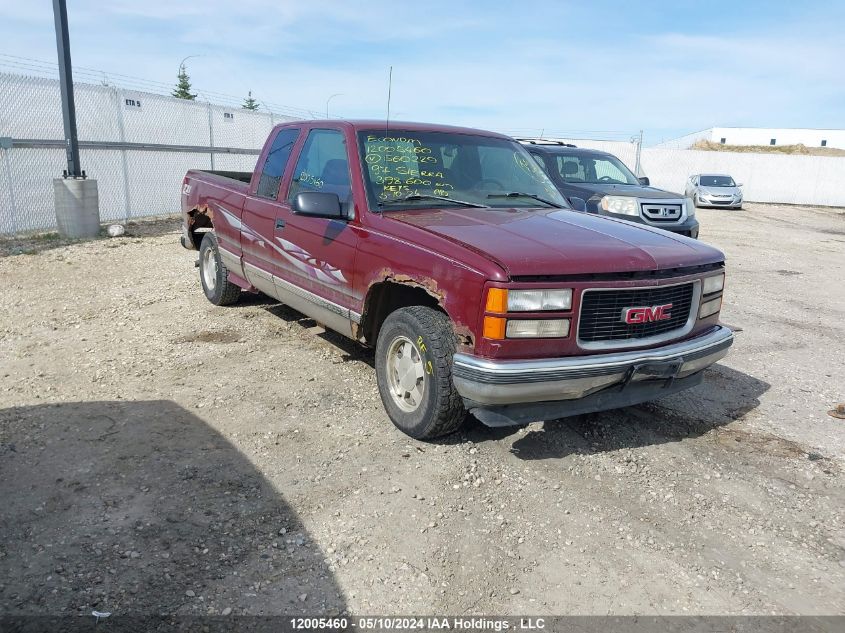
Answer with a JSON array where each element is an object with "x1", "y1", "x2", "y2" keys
[
  {"x1": 243, "y1": 261, "x2": 273, "y2": 282},
  {"x1": 217, "y1": 245, "x2": 242, "y2": 272},
  {"x1": 243, "y1": 261, "x2": 361, "y2": 323},
  {"x1": 212, "y1": 203, "x2": 243, "y2": 230},
  {"x1": 271, "y1": 273, "x2": 361, "y2": 323}
]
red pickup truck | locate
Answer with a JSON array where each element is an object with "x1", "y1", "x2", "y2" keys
[{"x1": 180, "y1": 120, "x2": 733, "y2": 439}]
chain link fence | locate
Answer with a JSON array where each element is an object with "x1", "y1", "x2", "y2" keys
[
  {"x1": 0, "y1": 72, "x2": 298, "y2": 234},
  {"x1": 3, "y1": 69, "x2": 845, "y2": 236}
]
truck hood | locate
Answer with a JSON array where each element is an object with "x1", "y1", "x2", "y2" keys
[
  {"x1": 388, "y1": 207, "x2": 722, "y2": 277},
  {"x1": 565, "y1": 183, "x2": 684, "y2": 200}
]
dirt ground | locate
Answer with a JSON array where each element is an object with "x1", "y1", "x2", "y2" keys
[{"x1": 1, "y1": 203, "x2": 844, "y2": 617}]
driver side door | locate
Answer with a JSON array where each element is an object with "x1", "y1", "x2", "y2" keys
[{"x1": 272, "y1": 127, "x2": 360, "y2": 337}]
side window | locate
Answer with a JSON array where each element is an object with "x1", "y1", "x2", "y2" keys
[
  {"x1": 256, "y1": 128, "x2": 300, "y2": 199},
  {"x1": 556, "y1": 155, "x2": 586, "y2": 182},
  {"x1": 288, "y1": 129, "x2": 351, "y2": 207},
  {"x1": 592, "y1": 159, "x2": 628, "y2": 183}
]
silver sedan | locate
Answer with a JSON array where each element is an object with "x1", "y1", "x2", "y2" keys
[{"x1": 686, "y1": 174, "x2": 743, "y2": 209}]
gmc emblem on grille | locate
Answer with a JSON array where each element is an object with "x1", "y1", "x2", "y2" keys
[{"x1": 622, "y1": 303, "x2": 673, "y2": 324}]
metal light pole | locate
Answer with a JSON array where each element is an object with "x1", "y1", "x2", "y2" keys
[
  {"x1": 178, "y1": 54, "x2": 202, "y2": 75},
  {"x1": 326, "y1": 93, "x2": 343, "y2": 119},
  {"x1": 52, "y1": 0, "x2": 100, "y2": 237},
  {"x1": 52, "y1": 0, "x2": 81, "y2": 178}
]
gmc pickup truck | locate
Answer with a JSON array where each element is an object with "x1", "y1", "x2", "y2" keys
[{"x1": 181, "y1": 120, "x2": 733, "y2": 439}]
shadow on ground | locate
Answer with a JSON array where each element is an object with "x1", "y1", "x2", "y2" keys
[
  {"x1": 0, "y1": 400, "x2": 346, "y2": 617},
  {"x1": 498, "y1": 363, "x2": 770, "y2": 460}
]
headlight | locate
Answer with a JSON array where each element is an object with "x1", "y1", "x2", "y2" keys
[
  {"x1": 699, "y1": 296, "x2": 722, "y2": 318},
  {"x1": 506, "y1": 319, "x2": 570, "y2": 338},
  {"x1": 485, "y1": 288, "x2": 572, "y2": 312},
  {"x1": 507, "y1": 288, "x2": 572, "y2": 311},
  {"x1": 600, "y1": 196, "x2": 638, "y2": 216},
  {"x1": 702, "y1": 273, "x2": 724, "y2": 295},
  {"x1": 685, "y1": 197, "x2": 696, "y2": 218}
]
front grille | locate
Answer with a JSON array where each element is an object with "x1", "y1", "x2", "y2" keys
[
  {"x1": 578, "y1": 283, "x2": 695, "y2": 344},
  {"x1": 641, "y1": 203, "x2": 682, "y2": 223}
]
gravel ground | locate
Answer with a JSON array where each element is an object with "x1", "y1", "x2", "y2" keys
[{"x1": 1, "y1": 203, "x2": 844, "y2": 616}]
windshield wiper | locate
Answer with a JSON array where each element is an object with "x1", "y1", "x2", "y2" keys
[
  {"x1": 486, "y1": 192, "x2": 563, "y2": 208},
  {"x1": 378, "y1": 194, "x2": 489, "y2": 209}
]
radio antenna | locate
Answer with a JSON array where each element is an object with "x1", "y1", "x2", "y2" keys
[{"x1": 385, "y1": 66, "x2": 393, "y2": 132}]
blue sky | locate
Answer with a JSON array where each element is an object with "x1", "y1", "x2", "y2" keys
[{"x1": 2, "y1": 0, "x2": 843, "y2": 143}]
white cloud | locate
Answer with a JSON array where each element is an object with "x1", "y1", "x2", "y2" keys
[{"x1": 2, "y1": 0, "x2": 843, "y2": 141}]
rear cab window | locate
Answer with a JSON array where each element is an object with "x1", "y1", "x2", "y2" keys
[{"x1": 256, "y1": 128, "x2": 300, "y2": 199}]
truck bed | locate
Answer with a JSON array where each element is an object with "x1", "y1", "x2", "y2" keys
[{"x1": 190, "y1": 170, "x2": 253, "y2": 185}]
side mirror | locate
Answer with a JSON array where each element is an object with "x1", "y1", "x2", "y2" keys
[
  {"x1": 569, "y1": 197, "x2": 588, "y2": 212},
  {"x1": 737, "y1": 183, "x2": 744, "y2": 187},
  {"x1": 638, "y1": 176, "x2": 650, "y2": 186},
  {"x1": 293, "y1": 192, "x2": 344, "y2": 219}
]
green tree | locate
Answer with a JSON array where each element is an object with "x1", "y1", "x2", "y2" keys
[
  {"x1": 242, "y1": 90, "x2": 259, "y2": 111},
  {"x1": 172, "y1": 64, "x2": 196, "y2": 100}
]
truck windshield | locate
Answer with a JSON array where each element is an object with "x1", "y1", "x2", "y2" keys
[
  {"x1": 700, "y1": 175, "x2": 736, "y2": 187},
  {"x1": 553, "y1": 153, "x2": 639, "y2": 185},
  {"x1": 357, "y1": 130, "x2": 568, "y2": 210}
]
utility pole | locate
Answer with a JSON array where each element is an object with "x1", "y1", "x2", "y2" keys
[
  {"x1": 51, "y1": 0, "x2": 100, "y2": 237},
  {"x1": 53, "y1": 0, "x2": 81, "y2": 178},
  {"x1": 633, "y1": 129, "x2": 644, "y2": 177}
]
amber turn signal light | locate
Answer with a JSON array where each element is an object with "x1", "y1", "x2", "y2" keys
[
  {"x1": 485, "y1": 288, "x2": 508, "y2": 313},
  {"x1": 482, "y1": 316, "x2": 506, "y2": 340}
]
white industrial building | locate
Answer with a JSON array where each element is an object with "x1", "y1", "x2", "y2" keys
[{"x1": 656, "y1": 127, "x2": 845, "y2": 150}]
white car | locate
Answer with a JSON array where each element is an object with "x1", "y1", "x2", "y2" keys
[{"x1": 686, "y1": 174, "x2": 743, "y2": 210}]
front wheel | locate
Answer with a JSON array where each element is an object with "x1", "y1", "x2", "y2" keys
[
  {"x1": 375, "y1": 306, "x2": 466, "y2": 439},
  {"x1": 199, "y1": 233, "x2": 241, "y2": 306}
]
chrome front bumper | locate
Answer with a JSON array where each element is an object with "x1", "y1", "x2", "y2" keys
[
  {"x1": 452, "y1": 326, "x2": 734, "y2": 406},
  {"x1": 698, "y1": 196, "x2": 742, "y2": 207}
]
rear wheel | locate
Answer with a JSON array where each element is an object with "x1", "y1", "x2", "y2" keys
[
  {"x1": 375, "y1": 306, "x2": 466, "y2": 439},
  {"x1": 199, "y1": 233, "x2": 241, "y2": 306}
]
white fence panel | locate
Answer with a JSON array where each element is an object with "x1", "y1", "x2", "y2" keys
[
  {"x1": 0, "y1": 72, "x2": 297, "y2": 234},
  {"x1": 640, "y1": 148, "x2": 845, "y2": 205}
]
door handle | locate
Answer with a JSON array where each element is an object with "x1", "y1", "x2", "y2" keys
[{"x1": 275, "y1": 218, "x2": 286, "y2": 229}]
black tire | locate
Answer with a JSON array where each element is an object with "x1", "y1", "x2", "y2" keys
[
  {"x1": 199, "y1": 233, "x2": 241, "y2": 306},
  {"x1": 375, "y1": 306, "x2": 466, "y2": 439}
]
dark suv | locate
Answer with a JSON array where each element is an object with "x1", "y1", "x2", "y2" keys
[{"x1": 520, "y1": 140, "x2": 700, "y2": 238}]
